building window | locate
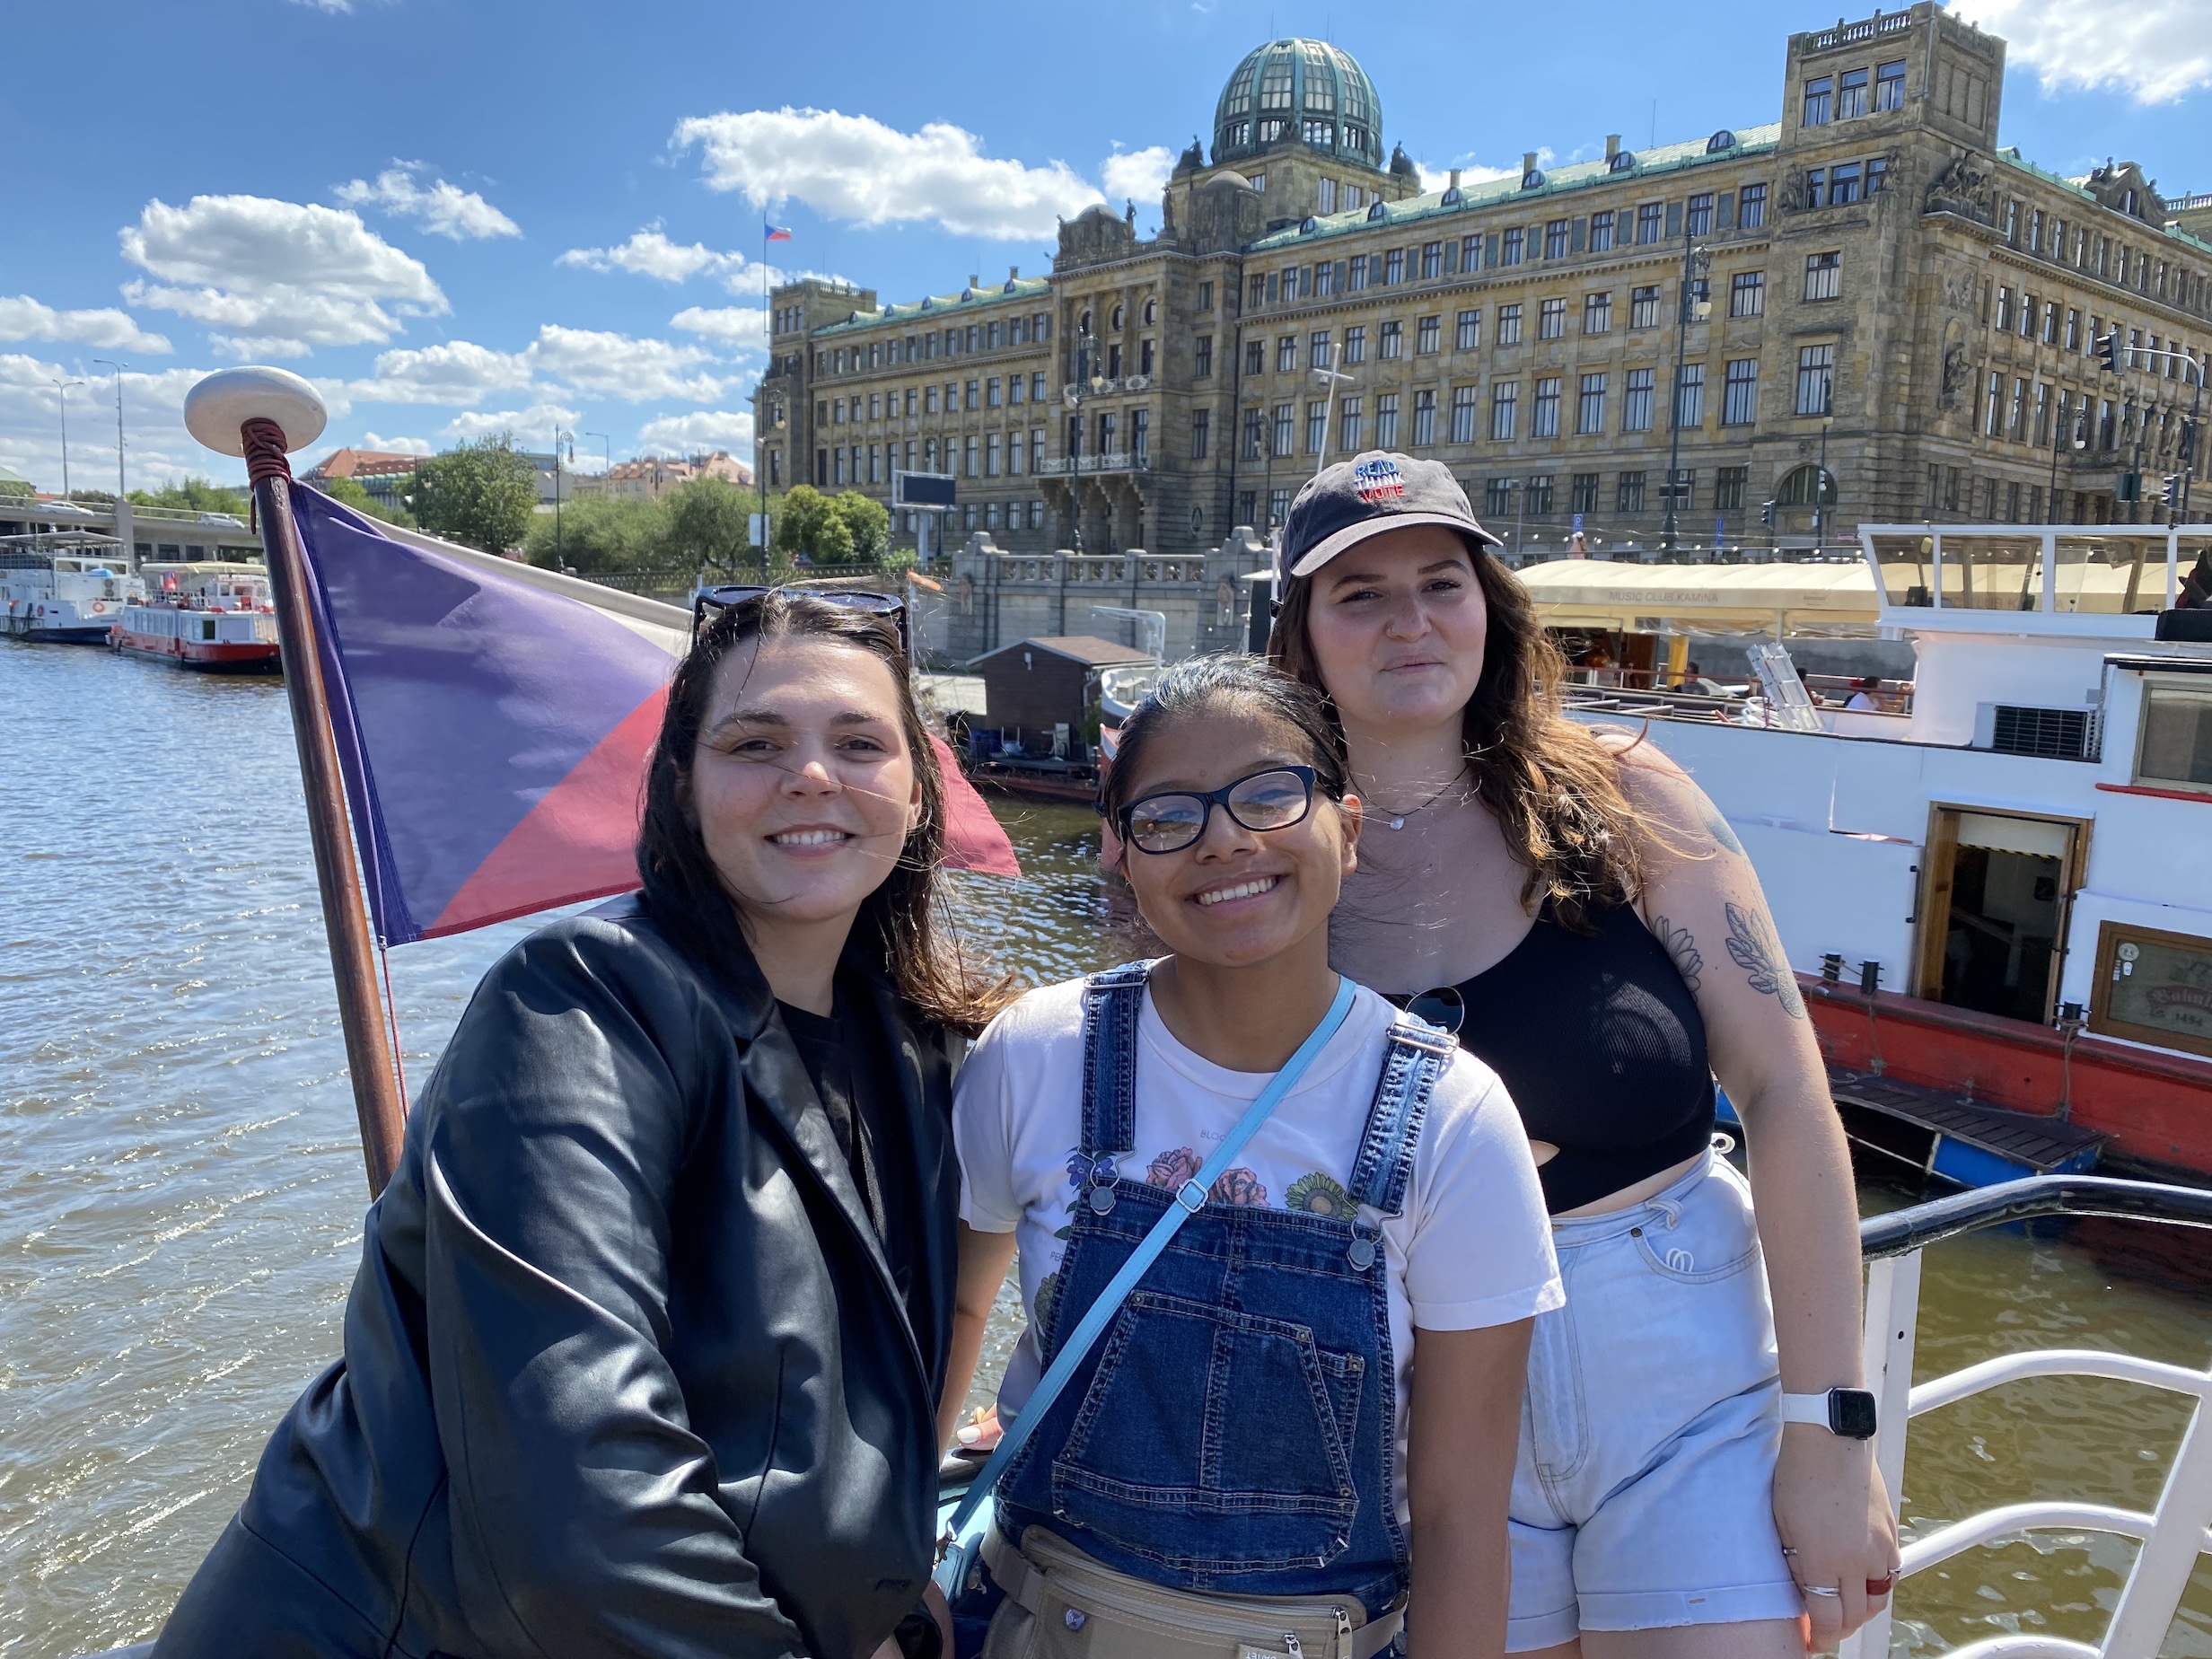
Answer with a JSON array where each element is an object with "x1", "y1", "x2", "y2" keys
[
  {"x1": 1245, "y1": 338, "x2": 1266, "y2": 375},
  {"x1": 966, "y1": 379, "x2": 980, "y2": 409},
  {"x1": 1503, "y1": 228, "x2": 1524, "y2": 266},
  {"x1": 1422, "y1": 241, "x2": 1444, "y2": 278},
  {"x1": 1456, "y1": 309, "x2": 1481, "y2": 349},
  {"x1": 962, "y1": 434, "x2": 978, "y2": 477},
  {"x1": 1539, "y1": 298, "x2": 1567, "y2": 339},
  {"x1": 1686, "y1": 192, "x2": 1715, "y2": 236},
  {"x1": 1461, "y1": 233, "x2": 1484, "y2": 271},
  {"x1": 1616, "y1": 471, "x2": 1646, "y2": 512},
  {"x1": 1724, "y1": 358, "x2": 1760, "y2": 425},
  {"x1": 1629, "y1": 285, "x2": 1660, "y2": 329},
  {"x1": 2009, "y1": 376, "x2": 2027, "y2": 440},
  {"x1": 1715, "y1": 465, "x2": 1748, "y2": 510},
  {"x1": 986, "y1": 378, "x2": 1001, "y2": 408},
  {"x1": 1008, "y1": 374, "x2": 1025, "y2": 407},
  {"x1": 1380, "y1": 320, "x2": 1404, "y2": 358},
  {"x1": 1269, "y1": 487, "x2": 1292, "y2": 528},
  {"x1": 1376, "y1": 392, "x2": 1400, "y2": 448},
  {"x1": 1195, "y1": 335, "x2": 1213, "y2": 377},
  {"x1": 2065, "y1": 308, "x2": 2081, "y2": 350},
  {"x1": 1239, "y1": 488, "x2": 1258, "y2": 526},
  {"x1": 1340, "y1": 397, "x2": 1363, "y2": 449},
  {"x1": 1490, "y1": 383, "x2": 1518, "y2": 441},
  {"x1": 1675, "y1": 363, "x2": 1706, "y2": 428},
  {"x1": 1637, "y1": 203, "x2": 1663, "y2": 244},
  {"x1": 1349, "y1": 253, "x2": 1369, "y2": 290},
  {"x1": 1031, "y1": 372, "x2": 1048, "y2": 401},
  {"x1": 1306, "y1": 400, "x2": 1328, "y2": 452},
  {"x1": 1584, "y1": 292, "x2": 1612, "y2": 334},
  {"x1": 1805, "y1": 169, "x2": 1826, "y2": 209},
  {"x1": 1532, "y1": 376, "x2": 1561, "y2": 438},
  {"x1": 1385, "y1": 248, "x2": 1406, "y2": 285},
  {"x1": 1803, "y1": 75, "x2": 1832, "y2": 127},
  {"x1": 1191, "y1": 408, "x2": 1209, "y2": 459},
  {"x1": 1278, "y1": 335, "x2": 1298, "y2": 373},
  {"x1": 1985, "y1": 371, "x2": 2004, "y2": 437},
  {"x1": 1571, "y1": 472, "x2": 1601, "y2": 514},
  {"x1": 1804, "y1": 251, "x2": 1841, "y2": 302},
  {"x1": 1728, "y1": 270, "x2": 1765, "y2": 318},
  {"x1": 984, "y1": 434, "x2": 1000, "y2": 476},
  {"x1": 1526, "y1": 475, "x2": 1555, "y2": 514},
  {"x1": 1451, "y1": 385, "x2": 1479, "y2": 443},
  {"x1": 1417, "y1": 316, "x2": 1441, "y2": 355},
  {"x1": 1309, "y1": 330, "x2": 1333, "y2": 369},
  {"x1": 1140, "y1": 339, "x2": 1154, "y2": 376},
  {"x1": 1663, "y1": 468, "x2": 1693, "y2": 508},
  {"x1": 1545, "y1": 219, "x2": 1569, "y2": 259},
  {"x1": 1576, "y1": 373, "x2": 1607, "y2": 434},
  {"x1": 1497, "y1": 303, "x2": 1523, "y2": 345},
  {"x1": 1132, "y1": 408, "x2": 1149, "y2": 461},
  {"x1": 1413, "y1": 389, "x2": 1437, "y2": 446},
  {"x1": 1318, "y1": 178, "x2": 1337, "y2": 214},
  {"x1": 1797, "y1": 345, "x2": 1835, "y2": 417},
  {"x1": 1838, "y1": 66, "x2": 1868, "y2": 119},
  {"x1": 1273, "y1": 402, "x2": 1294, "y2": 456},
  {"x1": 1874, "y1": 58, "x2": 1906, "y2": 110},
  {"x1": 1249, "y1": 275, "x2": 1267, "y2": 311},
  {"x1": 1485, "y1": 478, "x2": 1514, "y2": 516},
  {"x1": 1829, "y1": 162, "x2": 1862, "y2": 206},
  {"x1": 2041, "y1": 301, "x2": 2059, "y2": 345},
  {"x1": 1624, "y1": 368, "x2": 1655, "y2": 432},
  {"x1": 1242, "y1": 408, "x2": 1264, "y2": 460},
  {"x1": 1345, "y1": 325, "x2": 1367, "y2": 364}
]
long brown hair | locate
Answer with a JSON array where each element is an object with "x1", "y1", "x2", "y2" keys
[
  {"x1": 636, "y1": 590, "x2": 1012, "y2": 1033},
  {"x1": 1268, "y1": 538, "x2": 1643, "y2": 926}
]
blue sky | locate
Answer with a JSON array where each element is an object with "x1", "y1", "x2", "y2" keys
[{"x1": 2, "y1": 0, "x2": 2204, "y2": 492}]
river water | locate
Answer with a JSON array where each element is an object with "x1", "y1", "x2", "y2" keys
[{"x1": 1, "y1": 640, "x2": 2207, "y2": 1657}]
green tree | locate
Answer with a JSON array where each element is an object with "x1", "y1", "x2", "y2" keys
[
  {"x1": 522, "y1": 494, "x2": 670, "y2": 574},
  {"x1": 773, "y1": 484, "x2": 853, "y2": 564},
  {"x1": 128, "y1": 476, "x2": 250, "y2": 516},
  {"x1": 413, "y1": 434, "x2": 540, "y2": 554},
  {"x1": 830, "y1": 489, "x2": 890, "y2": 562},
  {"x1": 663, "y1": 478, "x2": 753, "y2": 575},
  {"x1": 314, "y1": 474, "x2": 408, "y2": 526}
]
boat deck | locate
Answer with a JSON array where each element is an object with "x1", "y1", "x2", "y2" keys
[{"x1": 1829, "y1": 1068, "x2": 2106, "y2": 1186}]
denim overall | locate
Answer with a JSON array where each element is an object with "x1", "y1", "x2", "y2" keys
[{"x1": 994, "y1": 962, "x2": 1453, "y2": 1621}]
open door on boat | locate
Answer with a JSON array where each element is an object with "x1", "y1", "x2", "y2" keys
[{"x1": 1911, "y1": 806, "x2": 2090, "y2": 1023}]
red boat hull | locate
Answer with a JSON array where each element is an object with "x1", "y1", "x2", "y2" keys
[
  {"x1": 110, "y1": 628, "x2": 280, "y2": 674},
  {"x1": 1804, "y1": 975, "x2": 2212, "y2": 1179}
]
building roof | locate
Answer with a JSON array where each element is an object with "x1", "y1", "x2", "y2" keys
[
  {"x1": 1214, "y1": 39, "x2": 1383, "y2": 171},
  {"x1": 1248, "y1": 123, "x2": 1784, "y2": 251},
  {"x1": 972, "y1": 635, "x2": 1158, "y2": 669},
  {"x1": 814, "y1": 275, "x2": 1053, "y2": 338},
  {"x1": 305, "y1": 447, "x2": 426, "y2": 480}
]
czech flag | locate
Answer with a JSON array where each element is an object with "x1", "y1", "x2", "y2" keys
[
  {"x1": 767, "y1": 225, "x2": 794, "y2": 242},
  {"x1": 287, "y1": 486, "x2": 1018, "y2": 947}
]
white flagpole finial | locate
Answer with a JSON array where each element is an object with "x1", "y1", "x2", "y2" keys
[{"x1": 184, "y1": 366, "x2": 329, "y2": 457}]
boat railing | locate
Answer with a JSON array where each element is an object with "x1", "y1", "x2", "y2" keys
[{"x1": 1840, "y1": 1175, "x2": 2212, "y2": 1659}]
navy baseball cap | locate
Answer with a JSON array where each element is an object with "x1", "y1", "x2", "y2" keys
[{"x1": 1280, "y1": 451, "x2": 1503, "y2": 579}]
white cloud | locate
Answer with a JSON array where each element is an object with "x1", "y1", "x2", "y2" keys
[
  {"x1": 559, "y1": 225, "x2": 748, "y2": 285},
  {"x1": 0, "y1": 353, "x2": 248, "y2": 491},
  {"x1": 1417, "y1": 155, "x2": 1533, "y2": 195},
  {"x1": 0, "y1": 295, "x2": 172, "y2": 355},
  {"x1": 636, "y1": 408, "x2": 756, "y2": 456},
  {"x1": 335, "y1": 163, "x2": 520, "y2": 241},
  {"x1": 118, "y1": 195, "x2": 447, "y2": 356},
  {"x1": 289, "y1": 0, "x2": 351, "y2": 10},
  {"x1": 1102, "y1": 146, "x2": 1175, "y2": 209},
  {"x1": 358, "y1": 432, "x2": 434, "y2": 454},
  {"x1": 443, "y1": 402, "x2": 582, "y2": 442},
  {"x1": 350, "y1": 338, "x2": 533, "y2": 404},
  {"x1": 1950, "y1": 0, "x2": 2211, "y2": 103},
  {"x1": 674, "y1": 107, "x2": 1103, "y2": 240},
  {"x1": 525, "y1": 325, "x2": 722, "y2": 402},
  {"x1": 671, "y1": 304, "x2": 769, "y2": 345}
]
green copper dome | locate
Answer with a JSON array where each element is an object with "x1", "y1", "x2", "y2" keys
[{"x1": 1212, "y1": 39, "x2": 1382, "y2": 171}]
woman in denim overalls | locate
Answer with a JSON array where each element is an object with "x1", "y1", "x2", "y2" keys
[{"x1": 944, "y1": 659, "x2": 1560, "y2": 1659}]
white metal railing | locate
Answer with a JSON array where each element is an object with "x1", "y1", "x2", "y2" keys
[{"x1": 1839, "y1": 1180, "x2": 2212, "y2": 1659}]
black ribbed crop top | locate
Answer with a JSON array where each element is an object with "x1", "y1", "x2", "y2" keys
[{"x1": 1450, "y1": 900, "x2": 1715, "y2": 1214}]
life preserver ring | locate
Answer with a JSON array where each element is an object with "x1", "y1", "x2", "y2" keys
[{"x1": 92, "y1": 601, "x2": 105, "y2": 613}]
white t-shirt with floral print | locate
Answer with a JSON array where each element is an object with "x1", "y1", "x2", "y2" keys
[{"x1": 954, "y1": 976, "x2": 1561, "y2": 1505}]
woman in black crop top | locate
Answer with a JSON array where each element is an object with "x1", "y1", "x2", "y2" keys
[{"x1": 1265, "y1": 454, "x2": 1897, "y2": 1659}]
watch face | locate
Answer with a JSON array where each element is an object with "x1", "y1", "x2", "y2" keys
[{"x1": 1830, "y1": 1388, "x2": 1879, "y2": 1438}]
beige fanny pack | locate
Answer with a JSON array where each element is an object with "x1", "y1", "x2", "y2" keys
[{"x1": 979, "y1": 1526, "x2": 1403, "y2": 1659}]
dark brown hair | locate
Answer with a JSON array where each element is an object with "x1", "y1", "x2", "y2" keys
[
  {"x1": 636, "y1": 590, "x2": 1011, "y2": 1033},
  {"x1": 1268, "y1": 535, "x2": 1644, "y2": 926},
  {"x1": 1101, "y1": 654, "x2": 1350, "y2": 830}
]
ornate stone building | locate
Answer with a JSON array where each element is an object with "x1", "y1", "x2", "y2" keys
[{"x1": 754, "y1": 4, "x2": 2209, "y2": 655}]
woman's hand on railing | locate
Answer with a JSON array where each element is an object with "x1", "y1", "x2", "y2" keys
[{"x1": 1774, "y1": 1428, "x2": 1900, "y2": 1652}]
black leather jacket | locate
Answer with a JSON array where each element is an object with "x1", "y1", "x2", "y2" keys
[{"x1": 153, "y1": 896, "x2": 959, "y2": 1659}]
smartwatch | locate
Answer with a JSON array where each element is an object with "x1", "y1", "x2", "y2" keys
[{"x1": 1780, "y1": 1387, "x2": 1878, "y2": 1439}]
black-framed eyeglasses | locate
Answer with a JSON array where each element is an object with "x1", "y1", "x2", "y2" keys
[
  {"x1": 690, "y1": 585, "x2": 908, "y2": 652},
  {"x1": 1385, "y1": 985, "x2": 1466, "y2": 1036},
  {"x1": 1116, "y1": 765, "x2": 1317, "y2": 855}
]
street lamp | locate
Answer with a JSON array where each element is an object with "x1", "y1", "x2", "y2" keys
[
  {"x1": 1064, "y1": 321, "x2": 1111, "y2": 553},
  {"x1": 1662, "y1": 240, "x2": 1712, "y2": 557},
  {"x1": 552, "y1": 426, "x2": 573, "y2": 568},
  {"x1": 52, "y1": 377, "x2": 85, "y2": 497},
  {"x1": 92, "y1": 360, "x2": 127, "y2": 498}
]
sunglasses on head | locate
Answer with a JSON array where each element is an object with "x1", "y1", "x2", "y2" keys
[
  {"x1": 690, "y1": 584, "x2": 909, "y2": 652},
  {"x1": 1385, "y1": 985, "x2": 1466, "y2": 1036}
]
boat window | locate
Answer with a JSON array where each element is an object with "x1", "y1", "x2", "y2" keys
[
  {"x1": 2090, "y1": 918, "x2": 2212, "y2": 1058},
  {"x1": 1865, "y1": 533, "x2": 1937, "y2": 607},
  {"x1": 2135, "y1": 681, "x2": 2212, "y2": 795}
]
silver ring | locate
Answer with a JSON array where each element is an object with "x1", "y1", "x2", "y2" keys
[{"x1": 1802, "y1": 1585, "x2": 1843, "y2": 1598}]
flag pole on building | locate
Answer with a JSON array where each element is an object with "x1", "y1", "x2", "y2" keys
[{"x1": 183, "y1": 366, "x2": 408, "y2": 1198}]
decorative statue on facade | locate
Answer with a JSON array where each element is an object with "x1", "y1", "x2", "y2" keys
[{"x1": 1925, "y1": 152, "x2": 1995, "y2": 224}]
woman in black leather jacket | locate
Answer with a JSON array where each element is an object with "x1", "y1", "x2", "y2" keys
[{"x1": 153, "y1": 590, "x2": 1008, "y2": 1659}]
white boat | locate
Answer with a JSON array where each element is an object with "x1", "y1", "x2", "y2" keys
[
  {"x1": 1540, "y1": 522, "x2": 2212, "y2": 1183},
  {"x1": 110, "y1": 561, "x2": 281, "y2": 674},
  {"x1": 0, "y1": 531, "x2": 143, "y2": 645}
]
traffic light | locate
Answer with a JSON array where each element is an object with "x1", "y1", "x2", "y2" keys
[
  {"x1": 2164, "y1": 474, "x2": 2184, "y2": 511},
  {"x1": 1760, "y1": 498, "x2": 1778, "y2": 528},
  {"x1": 2095, "y1": 331, "x2": 2121, "y2": 373}
]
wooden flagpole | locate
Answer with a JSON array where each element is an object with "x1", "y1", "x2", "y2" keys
[{"x1": 185, "y1": 368, "x2": 408, "y2": 1197}]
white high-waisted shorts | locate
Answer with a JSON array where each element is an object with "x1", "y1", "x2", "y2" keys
[{"x1": 1506, "y1": 1146, "x2": 1805, "y2": 1649}]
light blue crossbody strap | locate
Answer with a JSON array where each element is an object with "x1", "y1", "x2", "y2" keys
[{"x1": 941, "y1": 973, "x2": 1359, "y2": 1548}]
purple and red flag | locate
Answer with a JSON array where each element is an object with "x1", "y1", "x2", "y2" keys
[{"x1": 287, "y1": 486, "x2": 1017, "y2": 947}]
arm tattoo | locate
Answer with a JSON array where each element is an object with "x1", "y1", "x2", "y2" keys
[
  {"x1": 1696, "y1": 794, "x2": 1747, "y2": 857},
  {"x1": 1725, "y1": 901, "x2": 1806, "y2": 1019},
  {"x1": 1655, "y1": 916, "x2": 1703, "y2": 992}
]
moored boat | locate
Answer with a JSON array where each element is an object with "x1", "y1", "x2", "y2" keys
[
  {"x1": 110, "y1": 561, "x2": 280, "y2": 673},
  {"x1": 1, "y1": 531, "x2": 143, "y2": 645}
]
